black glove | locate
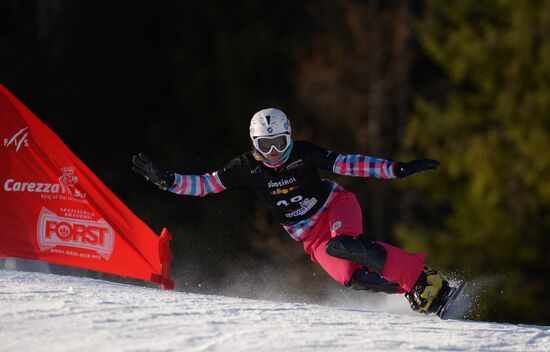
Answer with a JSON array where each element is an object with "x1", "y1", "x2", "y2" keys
[
  {"x1": 394, "y1": 158, "x2": 440, "y2": 178},
  {"x1": 132, "y1": 153, "x2": 175, "y2": 190}
]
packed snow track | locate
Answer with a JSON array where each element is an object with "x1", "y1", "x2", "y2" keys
[{"x1": 0, "y1": 270, "x2": 548, "y2": 351}]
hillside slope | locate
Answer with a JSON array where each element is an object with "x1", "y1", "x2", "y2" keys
[{"x1": 0, "y1": 270, "x2": 548, "y2": 351}]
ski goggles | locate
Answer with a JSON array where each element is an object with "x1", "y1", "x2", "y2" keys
[{"x1": 253, "y1": 133, "x2": 291, "y2": 154}]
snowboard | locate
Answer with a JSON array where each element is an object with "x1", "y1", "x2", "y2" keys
[{"x1": 436, "y1": 282, "x2": 468, "y2": 319}]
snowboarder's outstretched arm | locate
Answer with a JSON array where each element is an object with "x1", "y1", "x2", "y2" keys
[
  {"x1": 332, "y1": 154, "x2": 439, "y2": 179},
  {"x1": 132, "y1": 153, "x2": 227, "y2": 197},
  {"x1": 332, "y1": 154, "x2": 397, "y2": 179},
  {"x1": 304, "y1": 141, "x2": 439, "y2": 179},
  {"x1": 169, "y1": 173, "x2": 225, "y2": 197}
]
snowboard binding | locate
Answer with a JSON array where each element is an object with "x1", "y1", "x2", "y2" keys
[{"x1": 405, "y1": 267, "x2": 467, "y2": 319}]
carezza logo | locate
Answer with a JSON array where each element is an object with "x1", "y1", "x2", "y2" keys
[
  {"x1": 3, "y1": 166, "x2": 86, "y2": 199},
  {"x1": 37, "y1": 207, "x2": 115, "y2": 259},
  {"x1": 4, "y1": 127, "x2": 30, "y2": 152},
  {"x1": 58, "y1": 166, "x2": 86, "y2": 198}
]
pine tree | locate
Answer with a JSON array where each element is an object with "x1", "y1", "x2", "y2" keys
[{"x1": 399, "y1": 0, "x2": 550, "y2": 324}]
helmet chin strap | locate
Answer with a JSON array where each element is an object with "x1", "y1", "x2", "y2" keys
[{"x1": 262, "y1": 140, "x2": 294, "y2": 168}]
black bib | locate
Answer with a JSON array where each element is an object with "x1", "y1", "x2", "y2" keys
[{"x1": 216, "y1": 141, "x2": 338, "y2": 225}]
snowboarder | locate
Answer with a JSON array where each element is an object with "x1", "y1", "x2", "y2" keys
[{"x1": 132, "y1": 108, "x2": 455, "y2": 315}]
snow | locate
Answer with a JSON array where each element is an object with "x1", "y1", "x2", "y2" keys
[{"x1": 0, "y1": 269, "x2": 549, "y2": 352}]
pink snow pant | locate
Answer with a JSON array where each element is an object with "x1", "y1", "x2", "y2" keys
[{"x1": 301, "y1": 189, "x2": 426, "y2": 293}]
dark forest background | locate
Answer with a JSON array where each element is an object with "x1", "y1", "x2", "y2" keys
[{"x1": 2, "y1": 0, "x2": 550, "y2": 325}]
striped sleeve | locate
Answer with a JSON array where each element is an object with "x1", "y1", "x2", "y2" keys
[
  {"x1": 332, "y1": 154, "x2": 396, "y2": 179},
  {"x1": 168, "y1": 172, "x2": 227, "y2": 197}
]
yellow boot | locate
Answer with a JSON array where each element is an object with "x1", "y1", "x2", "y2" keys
[{"x1": 405, "y1": 267, "x2": 447, "y2": 313}]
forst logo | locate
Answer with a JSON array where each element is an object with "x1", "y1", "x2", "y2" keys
[{"x1": 37, "y1": 208, "x2": 115, "y2": 259}]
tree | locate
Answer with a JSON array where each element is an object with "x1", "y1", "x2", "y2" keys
[{"x1": 400, "y1": 0, "x2": 550, "y2": 324}]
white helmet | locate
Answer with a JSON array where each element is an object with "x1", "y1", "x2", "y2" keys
[{"x1": 249, "y1": 108, "x2": 292, "y2": 154}]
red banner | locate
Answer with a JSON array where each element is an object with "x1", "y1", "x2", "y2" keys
[{"x1": 0, "y1": 84, "x2": 173, "y2": 289}]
